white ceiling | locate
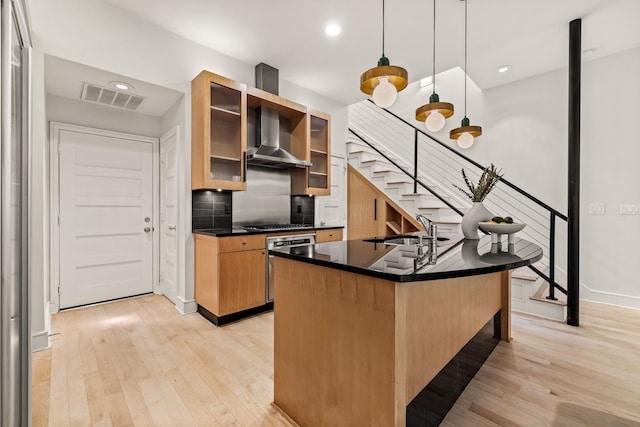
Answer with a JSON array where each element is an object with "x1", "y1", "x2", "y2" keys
[
  {"x1": 94, "y1": 0, "x2": 640, "y2": 105},
  {"x1": 44, "y1": 55, "x2": 184, "y2": 117}
]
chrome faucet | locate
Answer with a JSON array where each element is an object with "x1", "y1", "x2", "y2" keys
[{"x1": 416, "y1": 214, "x2": 437, "y2": 243}]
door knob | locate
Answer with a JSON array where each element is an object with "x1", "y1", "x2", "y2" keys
[
  {"x1": 168, "y1": 225, "x2": 177, "y2": 230},
  {"x1": 144, "y1": 227, "x2": 151, "y2": 233}
]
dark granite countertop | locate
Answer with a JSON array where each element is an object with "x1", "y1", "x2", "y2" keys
[
  {"x1": 269, "y1": 234, "x2": 543, "y2": 283},
  {"x1": 193, "y1": 225, "x2": 344, "y2": 237}
]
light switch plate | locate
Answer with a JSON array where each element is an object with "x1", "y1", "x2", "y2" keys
[
  {"x1": 619, "y1": 204, "x2": 640, "y2": 215},
  {"x1": 589, "y1": 203, "x2": 606, "y2": 215}
]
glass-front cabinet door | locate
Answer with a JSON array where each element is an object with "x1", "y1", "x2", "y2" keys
[
  {"x1": 307, "y1": 110, "x2": 331, "y2": 195},
  {"x1": 291, "y1": 109, "x2": 331, "y2": 196},
  {"x1": 191, "y1": 71, "x2": 247, "y2": 190}
]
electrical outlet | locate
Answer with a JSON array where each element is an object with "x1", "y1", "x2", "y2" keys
[
  {"x1": 619, "y1": 204, "x2": 640, "y2": 215},
  {"x1": 589, "y1": 203, "x2": 606, "y2": 215}
]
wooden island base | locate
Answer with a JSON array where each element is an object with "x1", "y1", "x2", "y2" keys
[{"x1": 273, "y1": 257, "x2": 511, "y2": 427}]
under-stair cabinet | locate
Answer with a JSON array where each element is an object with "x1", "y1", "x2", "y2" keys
[{"x1": 347, "y1": 165, "x2": 420, "y2": 240}]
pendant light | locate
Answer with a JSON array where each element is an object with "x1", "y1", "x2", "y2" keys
[
  {"x1": 360, "y1": 0, "x2": 408, "y2": 108},
  {"x1": 450, "y1": 0, "x2": 482, "y2": 148},
  {"x1": 415, "y1": 0, "x2": 454, "y2": 132}
]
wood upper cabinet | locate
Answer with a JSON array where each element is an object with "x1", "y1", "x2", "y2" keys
[
  {"x1": 192, "y1": 70, "x2": 247, "y2": 190},
  {"x1": 291, "y1": 110, "x2": 331, "y2": 196},
  {"x1": 191, "y1": 69, "x2": 331, "y2": 194}
]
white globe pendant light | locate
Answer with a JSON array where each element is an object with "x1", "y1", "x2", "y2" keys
[
  {"x1": 425, "y1": 110, "x2": 446, "y2": 132},
  {"x1": 372, "y1": 77, "x2": 398, "y2": 108},
  {"x1": 360, "y1": 0, "x2": 408, "y2": 108},
  {"x1": 457, "y1": 131, "x2": 475, "y2": 149},
  {"x1": 450, "y1": 0, "x2": 482, "y2": 148},
  {"x1": 416, "y1": 0, "x2": 454, "y2": 132}
]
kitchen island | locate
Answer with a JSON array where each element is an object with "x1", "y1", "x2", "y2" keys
[{"x1": 270, "y1": 235, "x2": 542, "y2": 426}]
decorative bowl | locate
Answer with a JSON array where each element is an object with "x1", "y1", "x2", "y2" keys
[{"x1": 478, "y1": 222, "x2": 526, "y2": 235}]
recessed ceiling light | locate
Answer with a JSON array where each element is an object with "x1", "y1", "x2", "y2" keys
[
  {"x1": 325, "y1": 23, "x2": 342, "y2": 37},
  {"x1": 110, "y1": 81, "x2": 133, "y2": 91},
  {"x1": 420, "y1": 76, "x2": 433, "y2": 87},
  {"x1": 497, "y1": 65, "x2": 511, "y2": 73}
]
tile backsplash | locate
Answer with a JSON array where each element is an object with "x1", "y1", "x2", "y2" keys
[
  {"x1": 290, "y1": 196, "x2": 314, "y2": 225},
  {"x1": 192, "y1": 190, "x2": 232, "y2": 230}
]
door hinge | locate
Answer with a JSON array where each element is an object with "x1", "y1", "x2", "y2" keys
[
  {"x1": 57, "y1": 143, "x2": 61, "y2": 154},
  {"x1": 58, "y1": 215, "x2": 60, "y2": 225},
  {"x1": 57, "y1": 284, "x2": 61, "y2": 296}
]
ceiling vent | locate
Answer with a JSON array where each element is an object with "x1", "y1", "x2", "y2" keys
[{"x1": 80, "y1": 82, "x2": 147, "y2": 112}]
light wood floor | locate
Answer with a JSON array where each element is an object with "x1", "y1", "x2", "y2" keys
[{"x1": 33, "y1": 295, "x2": 640, "y2": 426}]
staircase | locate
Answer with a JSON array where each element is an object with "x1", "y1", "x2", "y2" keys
[
  {"x1": 347, "y1": 135, "x2": 464, "y2": 235},
  {"x1": 347, "y1": 101, "x2": 568, "y2": 321}
]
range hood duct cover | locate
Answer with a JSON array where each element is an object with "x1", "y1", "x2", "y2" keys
[{"x1": 247, "y1": 64, "x2": 311, "y2": 169}]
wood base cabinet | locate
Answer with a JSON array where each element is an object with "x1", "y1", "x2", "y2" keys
[
  {"x1": 315, "y1": 228, "x2": 343, "y2": 243},
  {"x1": 194, "y1": 234, "x2": 266, "y2": 317}
]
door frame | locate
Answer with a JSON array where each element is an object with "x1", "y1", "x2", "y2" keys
[
  {"x1": 159, "y1": 125, "x2": 182, "y2": 307},
  {"x1": 49, "y1": 122, "x2": 160, "y2": 313}
]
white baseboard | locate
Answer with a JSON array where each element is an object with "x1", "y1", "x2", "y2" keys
[
  {"x1": 49, "y1": 301, "x2": 59, "y2": 314},
  {"x1": 175, "y1": 296, "x2": 197, "y2": 314},
  {"x1": 32, "y1": 330, "x2": 50, "y2": 352},
  {"x1": 580, "y1": 284, "x2": 640, "y2": 310}
]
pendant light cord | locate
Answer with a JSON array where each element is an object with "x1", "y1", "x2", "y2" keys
[
  {"x1": 432, "y1": 0, "x2": 436, "y2": 94},
  {"x1": 382, "y1": 0, "x2": 385, "y2": 56},
  {"x1": 464, "y1": 0, "x2": 468, "y2": 117}
]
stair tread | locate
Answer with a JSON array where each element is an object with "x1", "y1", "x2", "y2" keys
[
  {"x1": 372, "y1": 169, "x2": 407, "y2": 174},
  {"x1": 512, "y1": 262, "x2": 546, "y2": 280},
  {"x1": 386, "y1": 179, "x2": 414, "y2": 184},
  {"x1": 530, "y1": 294, "x2": 567, "y2": 306}
]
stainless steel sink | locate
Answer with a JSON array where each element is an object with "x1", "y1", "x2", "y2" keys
[
  {"x1": 363, "y1": 235, "x2": 449, "y2": 246},
  {"x1": 382, "y1": 236, "x2": 421, "y2": 246}
]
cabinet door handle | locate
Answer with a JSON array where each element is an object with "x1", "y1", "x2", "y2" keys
[
  {"x1": 243, "y1": 151, "x2": 247, "y2": 182},
  {"x1": 374, "y1": 198, "x2": 377, "y2": 221}
]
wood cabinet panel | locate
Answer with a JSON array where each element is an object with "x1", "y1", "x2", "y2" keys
[
  {"x1": 315, "y1": 228, "x2": 343, "y2": 243},
  {"x1": 195, "y1": 233, "x2": 268, "y2": 318},
  {"x1": 274, "y1": 258, "x2": 510, "y2": 426},
  {"x1": 217, "y1": 234, "x2": 265, "y2": 253},
  {"x1": 347, "y1": 165, "x2": 421, "y2": 240},
  {"x1": 218, "y1": 249, "x2": 266, "y2": 316},
  {"x1": 348, "y1": 165, "x2": 382, "y2": 240},
  {"x1": 194, "y1": 234, "x2": 220, "y2": 314}
]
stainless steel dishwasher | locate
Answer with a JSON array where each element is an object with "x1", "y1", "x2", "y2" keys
[{"x1": 266, "y1": 233, "x2": 316, "y2": 302}]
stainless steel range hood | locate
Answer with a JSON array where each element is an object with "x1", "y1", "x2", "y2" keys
[{"x1": 246, "y1": 63, "x2": 311, "y2": 169}]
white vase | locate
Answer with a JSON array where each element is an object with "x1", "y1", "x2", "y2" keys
[{"x1": 461, "y1": 202, "x2": 493, "y2": 239}]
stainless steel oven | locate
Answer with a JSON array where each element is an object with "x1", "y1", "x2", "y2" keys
[{"x1": 266, "y1": 233, "x2": 316, "y2": 302}]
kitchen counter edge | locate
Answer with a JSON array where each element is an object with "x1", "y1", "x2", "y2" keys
[
  {"x1": 270, "y1": 237, "x2": 543, "y2": 283},
  {"x1": 193, "y1": 225, "x2": 344, "y2": 237}
]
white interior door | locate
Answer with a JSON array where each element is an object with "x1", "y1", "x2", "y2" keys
[
  {"x1": 58, "y1": 129, "x2": 154, "y2": 309},
  {"x1": 316, "y1": 155, "x2": 346, "y2": 228},
  {"x1": 160, "y1": 127, "x2": 179, "y2": 305}
]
